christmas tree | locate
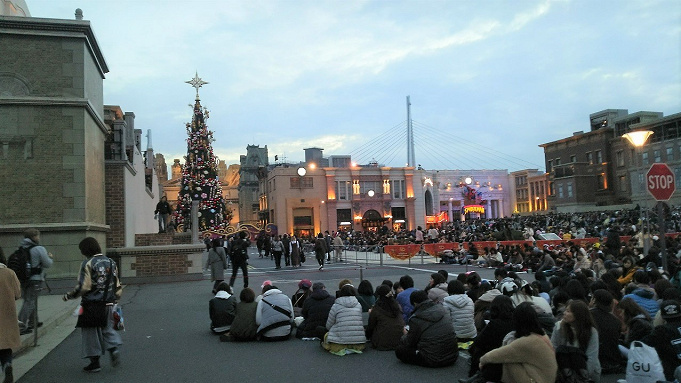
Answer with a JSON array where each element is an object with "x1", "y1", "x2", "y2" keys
[{"x1": 173, "y1": 73, "x2": 232, "y2": 232}]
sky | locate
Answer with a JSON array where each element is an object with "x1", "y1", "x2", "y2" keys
[{"x1": 27, "y1": 0, "x2": 681, "y2": 173}]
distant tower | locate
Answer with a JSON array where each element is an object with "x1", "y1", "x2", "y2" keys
[{"x1": 406, "y1": 96, "x2": 415, "y2": 167}]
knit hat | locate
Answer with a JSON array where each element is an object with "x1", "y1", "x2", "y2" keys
[
  {"x1": 312, "y1": 282, "x2": 326, "y2": 291},
  {"x1": 660, "y1": 300, "x2": 681, "y2": 320},
  {"x1": 298, "y1": 279, "x2": 312, "y2": 289},
  {"x1": 261, "y1": 280, "x2": 272, "y2": 288}
]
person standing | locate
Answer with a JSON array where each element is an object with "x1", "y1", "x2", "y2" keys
[
  {"x1": 17, "y1": 228, "x2": 53, "y2": 335},
  {"x1": 324, "y1": 231, "x2": 333, "y2": 262},
  {"x1": 314, "y1": 233, "x2": 327, "y2": 271},
  {"x1": 271, "y1": 235, "x2": 284, "y2": 269},
  {"x1": 332, "y1": 233, "x2": 344, "y2": 263},
  {"x1": 63, "y1": 237, "x2": 122, "y2": 373},
  {"x1": 154, "y1": 196, "x2": 172, "y2": 233},
  {"x1": 290, "y1": 235, "x2": 301, "y2": 268},
  {"x1": 229, "y1": 231, "x2": 250, "y2": 289},
  {"x1": 0, "y1": 248, "x2": 21, "y2": 383},
  {"x1": 205, "y1": 238, "x2": 228, "y2": 294},
  {"x1": 281, "y1": 234, "x2": 291, "y2": 267}
]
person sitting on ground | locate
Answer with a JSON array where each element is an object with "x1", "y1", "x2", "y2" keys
[
  {"x1": 589, "y1": 289, "x2": 625, "y2": 374},
  {"x1": 511, "y1": 279, "x2": 553, "y2": 316},
  {"x1": 396, "y1": 275, "x2": 417, "y2": 322},
  {"x1": 356, "y1": 280, "x2": 376, "y2": 312},
  {"x1": 291, "y1": 279, "x2": 312, "y2": 316},
  {"x1": 444, "y1": 280, "x2": 477, "y2": 341},
  {"x1": 643, "y1": 299, "x2": 681, "y2": 381},
  {"x1": 393, "y1": 281, "x2": 403, "y2": 297},
  {"x1": 322, "y1": 284, "x2": 366, "y2": 355},
  {"x1": 427, "y1": 273, "x2": 448, "y2": 304},
  {"x1": 616, "y1": 296, "x2": 653, "y2": 348},
  {"x1": 395, "y1": 290, "x2": 458, "y2": 368},
  {"x1": 617, "y1": 256, "x2": 639, "y2": 287},
  {"x1": 466, "y1": 272, "x2": 484, "y2": 302},
  {"x1": 551, "y1": 299, "x2": 602, "y2": 382},
  {"x1": 335, "y1": 278, "x2": 353, "y2": 298},
  {"x1": 221, "y1": 287, "x2": 258, "y2": 342},
  {"x1": 461, "y1": 295, "x2": 515, "y2": 383},
  {"x1": 209, "y1": 282, "x2": 237, "y2": 334},
  {"x1": 296, "y1": 282, "x2": 335, "y2": 339},
  {"x1": 479, "y1": 302, "x2": 557, "y2": 383},
  {"x1": 473, "y1": 281, "x2": 502, "y2": 332},
  {"x1": 622, "y1": 276, "x2": 660, "y2": 319},
  {"x1": 255, "y1": 284, "x2": 294, "y2": 341},
  {"x1": 365, "y1": 284, "x2": 404, "y2": 351}
]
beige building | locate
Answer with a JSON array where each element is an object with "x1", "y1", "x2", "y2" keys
[{"x1": 510, "y1": 169, "x2": 549, "y2": 214}]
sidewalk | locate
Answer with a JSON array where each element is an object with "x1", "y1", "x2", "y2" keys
[{"x1": 14, "y1": 293, "x2": 80, "y2": 381}]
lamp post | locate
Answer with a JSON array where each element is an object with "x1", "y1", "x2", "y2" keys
[{"x1": 623, "y1": 130, "x2": 654, "y2": 255}]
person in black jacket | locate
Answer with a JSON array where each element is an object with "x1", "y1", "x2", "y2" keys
[
  {"x1": 395, "y1": 290, "x2": 458, "y2": 367},
  {"x1": 209, "y1": 283, "x2": 237, "y2": 334},
  {"x1": 643, "y1": 300, "x2": 681, "y2": 381},
  {"x1": 296, "y1": 282, "x2": 335, "y2": 339},
  {"x1": 589, "y1": 289, "x2": 625, "y2": 374},
  {"x1": 229, "y1": 231, "x2": 250, "y2": 289}
]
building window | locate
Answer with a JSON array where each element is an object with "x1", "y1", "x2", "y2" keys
[
  {"x1": 252, "y1": 204, "x2": 259, "y2": 215},
  {"x1": 642, "y1": 152, "x2": 649, "y2": 166},
  {"x1": 676, "y1": 168, "x2": 681, "y2": 188},
  {"x1": 352, "y1": 180, "x2": 360, "y2": 194},
  {"x1": 360, "y1": 181, "x2": 380, "y2": 195},
  {"x1": 654, "y1": 150, "x2": 661, "y2": 163},
  {"x1": 616, "y1": 150, "x2": 624, "y2": 167},
  {"x1": 335, "y1": 181, "x2": 350, "y2": 200},
  {"x1": 597, "y1": 173, "x2": 607, "y2": 190},
  {"x1": 391, "y1": 179, "x2": 405, "y2": 199},
  {"x1": 596, "y1": 150, "x2": 602, "y2": 164},
  {"x1": 570, "y1": 155, "x2": 576, "y2": 163},
  {"x1": 567, "y1": 183, "x2": 573, "y2": 198},
  {"x1": 549, "y1": 182, "x2": 554, "y2": 196},
  {"x1": 290, "y1": 176, "x2": 313, "y2": 188},
  {"x1": 586, "y1": 152, "x2": 593, "y2": 165},
  {"x1": 383, "y1": 180, "x2": 390, "y2": 194},
  {"x1": 547, "y1": 160, "x2": 553, "y2": 172},
  {"x1": 555, "y1": 158, "x2": 561, "y2": 166},
  {"x1": 667, "y1": 147, "x2": 674, "y2": 161},
  {"x1": 619, "y1": 175, "x2": 627, "y2": 192},
  {"x1": 558, "y1": 184, "x2": 564, "y2": 198}
]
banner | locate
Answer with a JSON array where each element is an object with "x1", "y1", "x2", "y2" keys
[
  {"x1": 383, "y1": 244, "x2": 421, "y2": 260},
  {"x1": 423, "y1": 242, "x2": 459, "y2": 257}
]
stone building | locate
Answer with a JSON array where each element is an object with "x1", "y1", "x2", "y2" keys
[
  {"x1": 510, "y1": 169, "x2": 549, "y2": 214},
  {"x1": 0, "y1": 9, "x2": 161, "y2": 279},
  {"x1": 240, "y1": 144, "x2": 268, "y2": 225},
  {"x1": 540, "y1": 109, "x2": 681, "y2": 212}
]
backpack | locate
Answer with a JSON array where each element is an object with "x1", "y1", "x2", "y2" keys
[
  {"x1": 7, "y1": 244, "x2": 38, "y2": 284},
  {"x1": 555, "y1": 345, "x2": 592, "y2": 383},
  {"x1": 231, "y1": 240, "x2": 248, "y2": 263}
]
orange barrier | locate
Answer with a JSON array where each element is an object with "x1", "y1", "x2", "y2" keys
[
  {"x1": 423, "y1": 243, "x2": 459, "y2": 258},
  {"x1": 383, "y1": 244, "x2": 421, "y2": 260}
]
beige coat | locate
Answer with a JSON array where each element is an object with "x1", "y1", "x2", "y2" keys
[
  {"x1": 480, "y1": 333, "x2": 557, "y2": 383},
  {"x1": 0, "y1": 264, "x2": 21, "y2": 349}
]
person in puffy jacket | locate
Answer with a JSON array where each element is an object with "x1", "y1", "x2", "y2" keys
[
  {"x1": 396, "y1": 290, "x2": 458, "y2": 367},
  {"x1": 443, "y1": 280, "x2": 477, "y2": 341},
  {"x1": 427, "y1": 273, "x2": 448, "y2": 304},
  {"x1": 322, "y1": 284, "x2": 366, "y2": 355},
  {"x1": 296, "y1": 282, "x2": 335, "y2": 339},
  {"x1": 366, "y1": 284, "x2": 404, "y2": 350},
  {"x1": 255, "y1": 285, "x2": 294, "y2": 341},
  {"x1": 209, "y1": 282, "x2": 236, "y2": 334}
]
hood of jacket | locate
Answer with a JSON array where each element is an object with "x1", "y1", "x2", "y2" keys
[
  {"x1": 215, "y1": 291, "x2": 232, "y2": 299},
  {"x1": 263, "y1": 288, "x2": 283, "y2": 298},
  {"x1": 633, "y1": 287, "x2": 655, "y2": 300},
  {"x1": 310, "y1": 289, "x2": 332, "y2": 301},
  {"x1": 335, "y1": 295, "x2": 360, "y2": 309},
  {"x1": 478, "y1": 288, "x2": 502, "y2": 302},
  {"x1": 443, "y1": 293, "x2": 471, "y2": 308},
  {"x1": 21, "y1": 237, "x2": 38, "y2": 248},
  {"x1": 412, "y1": 300, "x2": 445, "y2": 323}
]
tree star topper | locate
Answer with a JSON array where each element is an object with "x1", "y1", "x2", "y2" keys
[{"x1": 186, "y1": 71, "x2": 209, "y2": 100}]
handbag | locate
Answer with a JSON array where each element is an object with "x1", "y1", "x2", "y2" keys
[
  {"x1": 626, "y1": 341, "x2": 665, "y2": 383},
  {"x1": 76, "y1": 260, "x2": 113, "y2": 328}
]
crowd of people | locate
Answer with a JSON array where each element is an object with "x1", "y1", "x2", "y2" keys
[{"x1": 206, "y1": 228, "x2": 681, "y2": 382}]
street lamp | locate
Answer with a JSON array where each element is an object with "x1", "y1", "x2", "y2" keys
[
  {"x1": 623, "y1": 130, "x2": 654, "y2": 254},
  {"x1": 297, "y1": 167, "x2": 306, "y2": 176}
]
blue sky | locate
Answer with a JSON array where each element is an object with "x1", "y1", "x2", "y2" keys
[{"x1": 29, "y1": 0, "x2": 681, "y2": 172}]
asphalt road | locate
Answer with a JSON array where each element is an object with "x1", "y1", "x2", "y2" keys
[{"x1": 18, "y1": 250, "x2": 626, "y2": 383}]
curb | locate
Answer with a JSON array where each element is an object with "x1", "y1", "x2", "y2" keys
[{"x1": 16, "y1": 299, "x2": 80, "y2": 356}]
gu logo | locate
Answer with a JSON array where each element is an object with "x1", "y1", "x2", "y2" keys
[{"x1": 631, "y1": 362, "x2": 651, "y2": 372}]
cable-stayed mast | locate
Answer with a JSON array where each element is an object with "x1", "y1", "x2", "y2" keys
[{"x1": 406, "y1": 96, "x2": 415, "y2": 167}]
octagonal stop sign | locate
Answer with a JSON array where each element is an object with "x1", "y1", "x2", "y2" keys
[{"x1": 647, "y1": 163, "x2": 676, "y2": 201}]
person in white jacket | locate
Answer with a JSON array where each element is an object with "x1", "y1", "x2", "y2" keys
[
  {"x1": 322, "y1": 284, "x2": 366, "y2": 355},
  {"x1": 443, "y1": 280, "x2": 477, "y2": 341}
]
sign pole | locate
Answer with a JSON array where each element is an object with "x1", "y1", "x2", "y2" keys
[{"x1": 657, "y1": 201, "x2": 668, "y2": 272}]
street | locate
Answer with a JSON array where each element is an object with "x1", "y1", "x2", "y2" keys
[{"x1": 18, "y1": 249, "x2": 625, "y2": 383}]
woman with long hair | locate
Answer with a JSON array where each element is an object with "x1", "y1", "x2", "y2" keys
[
  {"x1": 615, "y1": 296, "x2": 653, "y2": 347},
  {"x1": 365, "y1": 284, "x2": 404, "y2": 350},
  {"x1": 617, "y1": 256, "x2": 638, "y2": 287},
  {"x1": 322, "y1": 284, "x2": 366, "y2": 355},
  {"x1": 551, "y1": 300, "x2": 601, "y2": 382},
  {"x1": 478, "y1": 302, "x2": 557, "y2": 383}
]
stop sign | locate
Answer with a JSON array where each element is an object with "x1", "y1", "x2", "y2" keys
[{"x1": 647, "y1": 163, "x2": 676, "y2": 201}]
